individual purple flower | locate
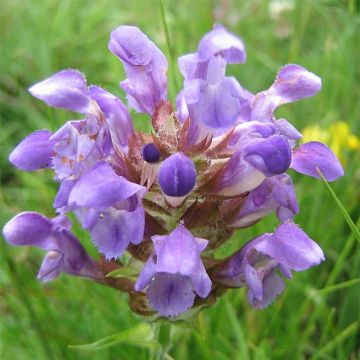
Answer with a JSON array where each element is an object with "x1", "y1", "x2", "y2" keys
[
  {"x1": 215, "y1": 135, "x2": 292, "y2": 196},
  {"x1": 135, "y1": 225, "x2": 211, "y2": 317},
  {"x1": 3, "y1": 212, "x2": 101, "y2": 282},
  {"x1": 178, "y1": 24, "x2": 246, "y2": 82},
  {"x1": 251, "y1": 64, "x2": 322, "y2": 122},
  {"x1": 29, "y1": 70, "x2": 133, "y2": 154},
  {"x1": 217, "y1": 222, "x2": 324, "y2": 308},
  {"x1": 109, "y1": 25, "x2": 168, "y2": 115},
  {"x1": 29, "y1": 69, "x2": 91, "y2": 113},
  {"x1": 68, "y1": 162, "x2": 146, "y2": 259},
  {"x1": 178, "y1": 25, "x2": 251, "y2": 144},
  {"x1": 291, "y1": 141, "x2": 344, "y2": 181},
  {"x1": 9, "y1": 130, "x2": 56, "y2": 171},
  {"x1": 158, "y1": 153, "x2": 196, "y2": 206},
  {"x1": 230, "y1": 174, "x2": 299, "y2": 228}
]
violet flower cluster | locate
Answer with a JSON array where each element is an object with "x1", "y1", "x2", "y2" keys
[{"x1": 3, "y1": 24, "x2": 344, "y2": 317}]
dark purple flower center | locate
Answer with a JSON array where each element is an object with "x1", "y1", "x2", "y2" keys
[{"x1": 142, "y1": 143, "x2": 160, "y2": 163}]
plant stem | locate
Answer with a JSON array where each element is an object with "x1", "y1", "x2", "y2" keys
[
  {"x1": 160, "y1": 0, "x2": 180, "y2": 95},
  {"x1": 150, "y1": 321, "x2": 174, "y2": 360}
]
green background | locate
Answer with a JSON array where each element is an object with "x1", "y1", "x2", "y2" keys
[{"x1": 1, "y1": 0, "x2": 359, "y2": 359}]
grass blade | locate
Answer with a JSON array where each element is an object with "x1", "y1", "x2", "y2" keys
[
  {"x1": 317, "y1": 168, "x2": 360, "y2": 243},
  {"x1": 69, "y1": 323, "x2": 158, "y2": 351}
]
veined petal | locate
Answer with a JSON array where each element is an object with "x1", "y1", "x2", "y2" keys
[
  {"x1": 29, "y1": 70, "x2": 90, "y2": 113},
  {"x1": 255, "y1": 222, "x2": 325, "y2": 271},
  {"x1": 147, "y1": 273, "x2": 195, "y2": 317},
  {"x1": 290, "y1": 141, "x2": 344, "y2": 181},
  {"x1": 89, "y1": 203, "x2": 145, "y2": 260},
  {"x1": 9, "y1": 130, "x2": 55, "y2": 171},
  {"x1": 68, "y1": 162, "x2": 146, "y2": 210}
]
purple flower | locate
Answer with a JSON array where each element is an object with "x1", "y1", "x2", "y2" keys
[
  {"x1": 178, "y1": 25, "x2": 251, "y2": 144},
  {"x1": 215, "y1": 135, "x2": 292, "y2": 196},
  {"x1": 9, "y1": 130, "x2": 56, "y2": 171},
  {"x1": 29, "y1": 70, "x2": 133, "y2": 156},
  {"x1": 3, "y1": 212, "x2": 101, "y2": 282},
  {"x1": 291, "y1": 141, "x2": 344, "y2": 181},
  {"x1": 178, "y1": 24, "x2": 246, "y2": 82},
  {"x1": 217, "y1": 222, "x2": 324, "y2": 308},
  {"x1": 251, "y1": 64, "x2": 322, "y2": 122},
  {"x1": 68, "y1": 162, "x2": 146, "y2": 259},
  {"x1": 135, "y1": 225, "x2": 211, "y2": 317},
  {"x1": 231, "y1": 174, "x2": 299, "y2": 228},
  {"x1": 158, "y1": 153, "x2": 196, "y2": 198},
  {"x1": 29, "y1": 69, "x2": 91, "y2": 113},
  {"x1": 109, "y1": 26, "x2": 168, "y2": 115}
]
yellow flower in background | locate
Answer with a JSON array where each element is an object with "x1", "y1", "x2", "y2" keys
[{"x1": 302, "y1": 121, "x2": 360, "y2": 165}]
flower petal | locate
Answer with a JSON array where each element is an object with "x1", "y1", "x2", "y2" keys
[
  {"x1": 244, "y1": 135, "x2": 292, "y2": 176},
  {"x1": 272, "y1": 64, "x2": 322, "y2": 103},
  {"x1": 198, "y1": 24, "x2": 246, "y2": 64},
  {"x1": 153, "y1": 225, "x2": 199, "y2": 276},
  {"x1": 189, "y1": 261, "x2": 212, "y2": 298},
  {"x1": 109, "y1": 26, "x2": 168, "y2": 115},
  {"x1": 37, "y1": 251, "x2": 63, "y2": 282},
  {"x1": 248, "y1": 273, "x2": 285, "y2": 309},
  {"x1": 255, "y1": 222, "x2": 325, "y2": 271},
  {"x1": 68, "y1": 162, "x2": 145, "y2": 210},
  {"x1": 29, "y1": 70, "x2": 90, "y2": 113},
  {"x1": 9, "y1": 130, "x2": 55, "y2": 171},
  {"x1": 89, "y1": 86, "x2": 133, "y2": 151},
  {"x1": 251, "y1": 65, "x2": 321, "y2": 121},
  {"x1": 290, "y1": 141, "x2": 344, "y2": 181},
  {"x1": 158, "y1": 153, "x2": 196, "y2": 197},
  {"x1": 89, "y1": 204, "x2": 145, "y2": 259},
  {"x1": 147, "y1": 273, "x2": 195, "y2": 317},
  {"x1": 244, "y1": 264, "x2": 263, "y2": 301},
  {"x1": 135, "y1": 257, "x2": 156, "y2": 292},
  {"x1": 3, "y1": 212, "x2": 55, "y2": 250}
]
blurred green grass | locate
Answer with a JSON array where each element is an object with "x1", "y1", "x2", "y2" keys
[{"x1": 0, "y1": 0, "x2": 359, "y2": 359}]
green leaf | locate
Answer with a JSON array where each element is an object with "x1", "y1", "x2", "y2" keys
[
  {"x1": 69, "y1": 323, "x2": 159, "y2": 351},
  {"x1": 106, "y1": 266, "x2": 139, "y2": 279}
]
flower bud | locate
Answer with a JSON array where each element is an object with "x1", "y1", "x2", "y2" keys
[
  {"x1": 158, "y1": 153, "x2": 196, "y2": 197},
  {"x1": 141, "y1": 143, "x2": 160, "y2": 163}
]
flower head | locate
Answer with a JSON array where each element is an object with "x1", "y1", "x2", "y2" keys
[{"x1": 3, "y1": 23, "x2": 344, "y2": 318}]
